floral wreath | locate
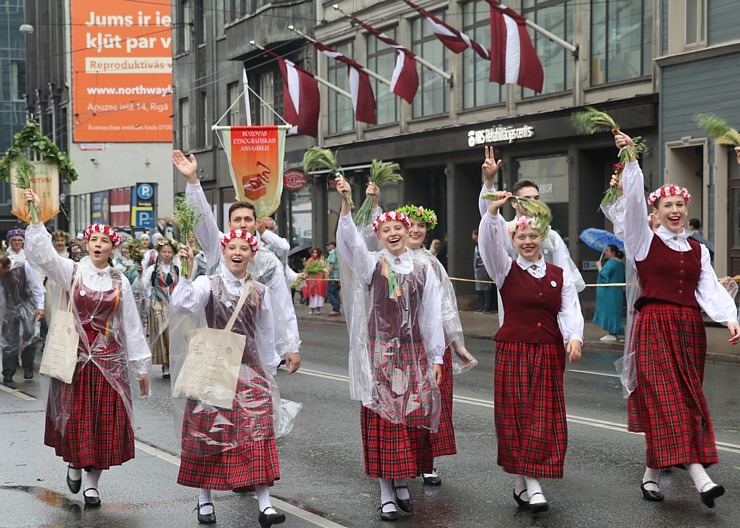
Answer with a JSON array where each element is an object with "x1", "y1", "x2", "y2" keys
[
  {"x1": 648, "y1": 185, "x2": 692, "y2": 206},
  {"x1": 84, "y1": 224, "x2": 121, "y2": 247},
  {"x1": 395, "y1": 204, "x2": 438, "y2": 229},
  {"x1": 221, "y1": 229, "x2": 259, "y2": 254},
  {"x1": 506, "y1": 216, "x2": 535, "y2": 237},
  {"x1": 6, "y1": 228, "x2": 25, "y2": 240},
  {"x1": 155, "y1": 237, "x2": 180, "y2": 252},
  {"x1": 52, "y1": 230, "x2": 70, "y2": 241},
  {"x1": 372, "y1": 211, "x2": 411, "y2": 233}
]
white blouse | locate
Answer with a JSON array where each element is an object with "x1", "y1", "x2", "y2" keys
[
  {"x1": 621, "y1": 161, "x2": 738, "y2": 325},
  {"x1": 478, "y1": 211, "x2": 584, "y2": 344}
]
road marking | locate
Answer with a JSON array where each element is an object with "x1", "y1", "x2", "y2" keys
[
  {"x1": 0, "y1": 384, "x2": 36, "y2": 401},
  {"x1": 297, "y1": 368, "x2": 740, "y2": 454},
  {"x1": 567, "y1": 368, "x2": 620, "y2": 378},
  {"x1": 134, "y1": 439, "x2": 348, "y2": 528}
]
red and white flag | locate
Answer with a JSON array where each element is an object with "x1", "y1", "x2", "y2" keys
[
  {"x1": 403, "y1": 0, "x2": 490, "y2": 60},
  {"x1": 313, "y1": 41, "x2": 377, "y2": 125},
  {"x1": 346, "y1": 14, "x2": 419, "y2": 103},
  {"x1": 487, "y1": 1, "x2": 544, "y2": 93},
  {"x1": 261, "y1": 49, "x2": 320, "y2": 137}
]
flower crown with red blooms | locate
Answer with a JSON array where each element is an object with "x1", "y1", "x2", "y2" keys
[
  {"x1": 506, "y1": 216, "x2": 536, "y2": 237},
  {"x1": 221, "y1": 229, "x2": 259, "y2": 253},
  {"x1": 394, "y1": 204, "x2": 438, "y2": 229},
  {"x1": 648, "y1": 185, "x2": 692, "y2": 207},
  {"x1": 372, "y1": 211, "x2": 411, "y2": 233},
  {"x1": 84, "y1": 224, "x2": 121, "y2": 247}
]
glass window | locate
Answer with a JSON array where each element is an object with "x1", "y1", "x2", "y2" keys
[
  {"x1": 255, "y1": 69, "x2": 283, "y2": 126},
  {"x1": 516, "y1": 155, "x2": 569, "y2": 240},
  {"x1": 366, "y1": 27, "x2": 399, "y2": 125},
  {"x1": 685, "y1": 0, "x2": 706, "y2": 47},
  {"x1": 227, "y1": 81, "x2": 241, "y2": 126},
  {"x1": 290, "y1": 185, "x2": 313, "y2": 247},
  {"x1": 197, "y1": 91, "x2": 209, "y2": 147},
  {"x1": 176, "y1": 1, "x2": 193, "y2": 54},
  {"x1": 520, "y1": 0, "x2": 573, "y2": 97},
  {"x1": 411, "y1": 10, "x2": 448, "y2": 118},
  {"x1": 327, "y1": 41, "x2": 355, "y2": 135},
  {"x1": 462, "y1": 1, "x2": 504, "y2": 109},
  {"x1": 179, "y1": 97, "x2": 190, "y2": 151},
  {"x1": 591, "y1": 0, "x2": 653, "y2": 85},
  {"x1": 9, "y1": 61, "x2": 25, "y2": 101},
  {"x1": 195, "y1": 0, "x2": 206, "y2": 44}
]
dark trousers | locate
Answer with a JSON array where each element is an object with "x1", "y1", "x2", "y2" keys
[
  {"x1": 1, "y1": 307, "x2": 37, "y2": 376},
  {"x1": 326, "y1": 280, "x2": 341, "y2": 312},
  {"x1": 478, "y1": 290, "x2": 494, "y2": 312}
]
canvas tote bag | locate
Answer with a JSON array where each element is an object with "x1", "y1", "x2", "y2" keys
[
  {"x1": 173, "y1": 284, "x2": 249, "y2": 409},
  {"x1": 40, "y1": 273, "x2": 80, "y2": 384}
]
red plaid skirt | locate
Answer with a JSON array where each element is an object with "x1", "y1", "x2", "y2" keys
[
  {"x1": 361, "y1": 406, "x2": 433, "y2": 479},
  {"x1": 430, "y1": 347, "x2": 456, "y2": 458},
  {"x1": 494, "y1": 341, "x2": 567, "y2": 479},
  {"x1": 627, "y1": 303, "x2": 718, "y2": 468},
  {"x1": 177, "y1": 365, "x2": 279, "y2": 490},
  {"x1": 44, "y1": 361, "x2": 135, "y2": 470}
]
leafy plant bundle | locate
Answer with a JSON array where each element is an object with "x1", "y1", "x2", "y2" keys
[
  {"x1": 696, "y1": 114, "x2": 740, "y2": 146},
  {"x1": 290, "y1": 258, "x2": 329, "y2": 289},
  {"x1": 480, "y1": 194, "x2": 553, "y2": 237},
  {"x1": 571, "y1": 106, "x2": 645, "y2": 207},
  {"x1": 303, "y1": 147, "x2": 353, "y2": 207},
  {"x1": 172, "y1": 197, "x2": 204, "y2": 277},
  {"x1": 126, "y1": 239, "x2": 147, "y2": 265},
  {"x1": 354, "y1": 160, "x2": 403, "y2": 227}
]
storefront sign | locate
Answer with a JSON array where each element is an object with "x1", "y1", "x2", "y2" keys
[
  {"x1": 284, "y1": 169, "x2": 307, "y2": 191},
  {"x1": 468, "y1": 124, "x2": 535, "y2": 147}
]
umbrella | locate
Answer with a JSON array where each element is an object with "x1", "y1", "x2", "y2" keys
[
  {"x1": 578, "y1": 228, "x2": 624, "y2": 252},
  {"x1": 288, "y1": 243, "x2": 312, "y2": 257}
]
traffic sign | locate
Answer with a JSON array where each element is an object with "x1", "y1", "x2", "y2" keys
[{"x1": 132, "y1": 206, "x2": 154, "y2": 228}]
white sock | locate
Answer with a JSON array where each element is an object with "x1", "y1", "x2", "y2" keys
[
  {"x1": 423, "y1": 468, "x2": 439, "y2": 478},
  {"x1": 393, "y1": 478, "x2": 410, "y2": 500},
  {"x1": 379, "y1": 479, "x2": 397, "y2": 512},
  {"x1": 515, "y1": 475, "x2": 528, "y2": 501},
  {"x1": 198, "y1": 489, "x2": 214, "y2": 514},
  {"x1": 687, "y1": 463, "x2": 714, "y2": 492},
  {"x1": 255, "y1": 484, "x2": 274, "y2": 513},
  {"x1": 85, "y1": 469, "x2": 102, "y2": 497},
  {"x1": 68, "y1": 466, "x2": 81, "y2": 481},
  {"x1": 525, "y1": 476, "x2": 546, "y2": 504},
  {"x1": 642, "y1": 467, "x2": 660, "y2": 492}
]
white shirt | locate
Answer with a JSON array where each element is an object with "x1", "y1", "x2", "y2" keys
[
  {"x1": 139, "y1": 261, "x2": 175, "y2": 299},
  {"x1": 478, "y1": 211, "x2": 584, "y2": 344},
  {"x1": 337, "y1": 213, "x2": 445, "y2": 364},
  {"x1": 622, "y1": 161, "x2": 737, "y2": 325},
  {"x1": 260, "y1": 230, "x2": 290, "y2": 267}
]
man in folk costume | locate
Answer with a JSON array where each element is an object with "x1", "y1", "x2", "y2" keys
[
  {"x1": 335, "y1": 178, "x2": 444, "y2": 521},
  {"x1": 170, "y1": 230, "x2": 285, "y2": 527},
  {"x1": 1, "y1": 229, "x2": 45, "y2": 383},
  {"x1": 478, "y1": 191, "x2": 583, "y2": 514},
  {"x1": 171, "y1": 150, "x2": 301, "y2": 373}
]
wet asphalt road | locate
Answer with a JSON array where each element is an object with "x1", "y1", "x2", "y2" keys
[{"x1": 1, "y1": 318, "x2": 739, "y2": 528}]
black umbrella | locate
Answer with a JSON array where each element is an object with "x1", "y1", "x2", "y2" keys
[{"x1": 288, "y1": 243, "x2": 312, "y2": 257}]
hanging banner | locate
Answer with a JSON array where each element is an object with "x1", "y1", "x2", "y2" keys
[
  {"x1": 217, "y1": 126, "x2": 288, "y2": 218},
  {"x1": 10, "y1": 162, "x2": 60, "y2": 223}
]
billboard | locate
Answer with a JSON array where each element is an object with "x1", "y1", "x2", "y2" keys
[{"x1": 71, "y1": 0, "x2": 173, "y2": 142}]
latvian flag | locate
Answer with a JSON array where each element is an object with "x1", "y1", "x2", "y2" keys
[
  {"x1": 346, "y1": 14, "x2": 419, "y2": 103},
  {"x1": 313, "y1": 41, "x2": 377, "y2": 125},
  {"x1": 487, "y1": 1, "x2": 544, "y2": 93},
  {"x1": 403, "y1": 0, "x2": 490, "y2": 60}
]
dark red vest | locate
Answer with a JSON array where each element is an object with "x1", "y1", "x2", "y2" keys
[{"x1": 496, "y1": 262, "x2": 564, "y2": 344}]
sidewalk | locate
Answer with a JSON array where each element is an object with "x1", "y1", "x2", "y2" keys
[{"x1": 294, "y1": 302, "x2": 740, "y2": 365}]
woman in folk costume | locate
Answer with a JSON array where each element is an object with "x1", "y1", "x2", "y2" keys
[
  {"x1": 614, "y1": 131, "x2": 739, "y2": 508},
  {"x1": 478, "y1": 191, "x2": 583, "y2": 514},
  {"x1": 335, "y1": 178, "x2": 444, "y2": 522},
  {"x1": 170, "y1": 230, "x2": 284, "y2": 527},
  {"x1": 394, "y1": 204, "x2": 478, "y2": 487},
  {"x1": 22, "y1": 189, "x2": 151, "y2": 508},
  {"x1": 302, "y1": 247, "x2": 327, "y2": 315},
  {"x1": 137, "y1": 238, "x2": 179, "y2": 379}
]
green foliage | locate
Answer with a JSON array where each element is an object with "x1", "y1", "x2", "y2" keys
[
  {"x1": 354, "y1": 159, "x2": 404, "y2": 227},
  {"x1": 303, "y1": 147, "x2": 353, "y2": 207},
  {"x1": 696, "y1": 114, "x2": 740, "y2": 146}
]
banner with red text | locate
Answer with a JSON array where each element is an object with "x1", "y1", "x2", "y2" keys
[
  {"x1": 11, "y1": 162, "x2": 60, "y2": 223},
  {"x1": 217, "y1": 126, "x2": 288, "y2": 219}
]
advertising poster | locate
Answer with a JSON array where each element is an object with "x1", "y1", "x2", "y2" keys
[
  {"x1": 10, "y1": 163, "x2": 61, "y2": 223},
  {"x1": 71, "y1": 0, "x2": 173, "y2": 142}
]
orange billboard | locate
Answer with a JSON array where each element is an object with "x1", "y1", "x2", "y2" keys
[{"x1": 71, "y1": 0, "x2": 173, "y2": 143}]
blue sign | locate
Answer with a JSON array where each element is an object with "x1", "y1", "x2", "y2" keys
[
  {"x1": 137, "y1": 183, "x2": 154, "y2": 201},
  {"x1": 134, "y1": 208, "x2": 154, "y2": 228}
]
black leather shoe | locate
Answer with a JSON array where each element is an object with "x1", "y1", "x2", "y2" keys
[
  {"x1": 393, "y1": 484, "x2": 413, "y2": 513},
  {"x1": 66, "y1": 467, "x2": 81, "y2": 494},
  {"x1": 422, "y1": 469, "x2": 442, "y2": 486},
  {"x1": 640, "y1": 481, "x2": 664, "y2": 502},
  {"x1": 513, "y1": 488, "x2": 528, "y2": 508},
  {"x1": 700, "y1": 484, "x2": 725, "y2": 508},
  {"x1": 83, "y1": 488, "x2": 101, "y2": 507},
  {"x1": 23, "y1": 368, "x2": 33, "y2": 380},
  {"x1": 2, "y1": 374, "x2": 12, "y2": 385},
  {"x1": 528, "y1": 492, "x2": 549, "y2": 514},
  {"x1": 258, "y1": 507, "x2": 286, "y2": 527},
  {"x1": 377, "y1": 501, "x2": 398, "y2": 522},
  {"x1": 196, "y1": 502, "x2": 216, "y2": 524}
]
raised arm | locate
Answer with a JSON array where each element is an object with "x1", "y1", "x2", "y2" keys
[
  {"x1": 24, "y1": 223, "x2": 74, "y2": 289},
  {"x1": 616, "y1": 133, "x2": 653, "y2": 261},
  {"x1": 478, "y1": 145, "x2": 501, "y2": 217},
  {"x1": 477, "y1": 192, "x2": 514, "y2": 288},
  {"x1": 335, "y1": 178, "x2": 376, "y2": 283}
]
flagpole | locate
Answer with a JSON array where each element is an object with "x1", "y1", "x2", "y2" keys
[
  {"x1": 288, "y1": 25, "x2": 393, "y2": 88},
  {"x1": 242, "y1": 69, "x2": 252, "y2": 126},
  {"x1": 331, "y1": 4, "x2": 452, "y2": 82},
  {"x1": 249, "y1": 41, "x2": 353, "y2": 100}
]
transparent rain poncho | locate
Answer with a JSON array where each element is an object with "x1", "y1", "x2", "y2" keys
[
  {"x1": 169, "y1": 273, "x2": 299, "y2": 454},
  {"x1": 337, "y1": 213, "x2": 443, "y2": 432},
  {"x1": 24, "y1": 224, "x2": 152, "y2": 434},
  {"x1": 0, "y1": 259, "x2": 43, "y2": 352}
]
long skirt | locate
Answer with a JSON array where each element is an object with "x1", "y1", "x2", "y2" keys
[
  {"x1": 430, "y1": 347, "x2": 456, "y2": 458},
  {"x1": 361, "y1": 406, "x2": 433, "y2": 479},
  {"x1": 494, "y1": 341, "x2": 567, "y2": 479},
  {"x1": 177, "y1": 373, "x2": 280, "y2": 490},
  {"x1": 148, "y1": 299, "x2": 170, "y2": 365},
  {"x1": 44, "y1": 362, "x2": 135, "y2": 470},
  {"x1": 627, "y1": 303, "x2": 718, "y2": 468}
]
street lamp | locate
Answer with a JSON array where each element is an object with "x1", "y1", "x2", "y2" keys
[{"x1": 19, "y1": 24, "x2": 34, "y2": 34}]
